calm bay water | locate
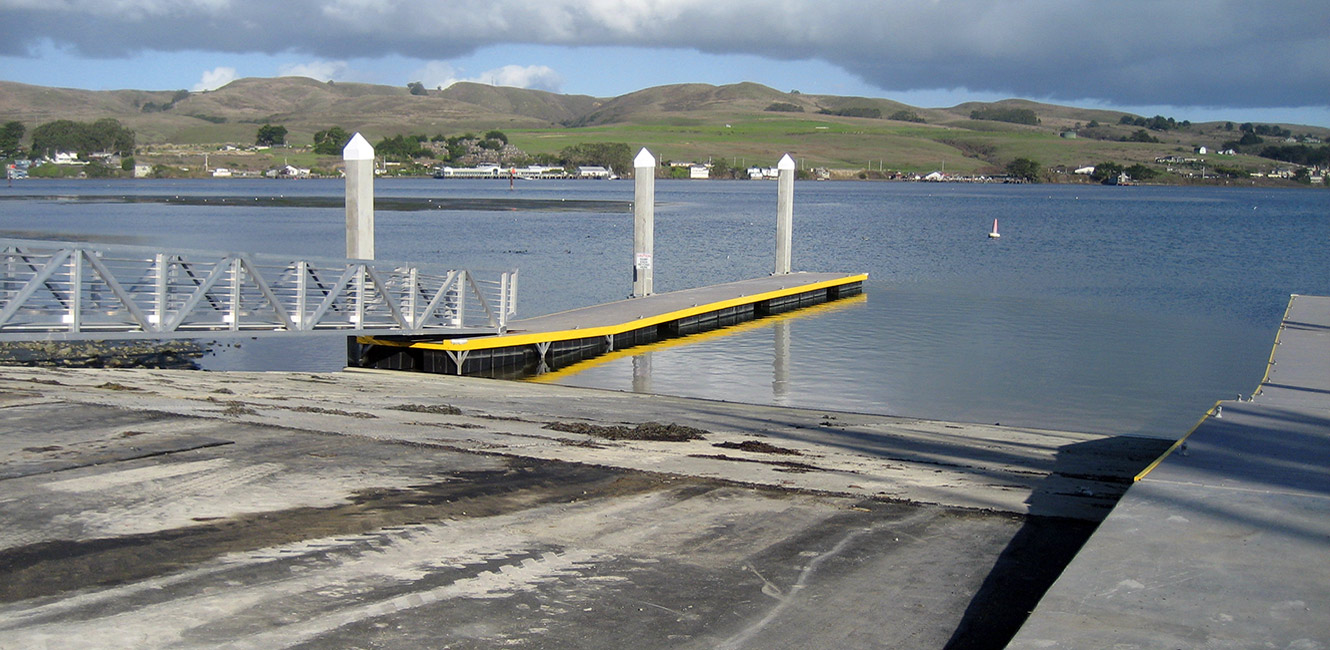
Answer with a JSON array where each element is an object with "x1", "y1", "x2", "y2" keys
[{"x1": 2, "y1": 178, "x2": 1326, "y2": 438}]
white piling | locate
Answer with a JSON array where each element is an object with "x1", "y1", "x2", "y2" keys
[
  {"x1": 775, "y1": 153, "x2": 796, "y2": 274},
  {"x1": 344, "y1": 133, "x2": 375, "y2": 260},
  {"x1": 632, "y1": 148, "x2": 656, "y2": 297}
]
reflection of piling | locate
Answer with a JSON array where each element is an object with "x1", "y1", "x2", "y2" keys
[
  {"x1": 633, "y1": 351, "x2": 652, "y2": 394},
  {"x1": 632, "y1": 148, "x2": 656, "y2": 298},
  {"x1": 343, "y1": 133, "x2": 375, "y2": 260},
  {"x1": 773, "y1": 319, "x2": 790, "y2": 399},
  {"x1": 775, "y1": 154, "x2": 795, "y2": 274}
]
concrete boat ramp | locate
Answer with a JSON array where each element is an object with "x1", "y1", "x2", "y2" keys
[
  {"x1": 0, "y1": 295, "x2": 1324, "y2": 648},
  {"x1": 0, "y1": 362, "x2": 1166, "y2": 648}
]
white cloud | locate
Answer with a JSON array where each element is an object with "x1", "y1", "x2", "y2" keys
[
  {"x1": 278, "y1": 59, "x2": 348, "y2": 82},
  {"x1": 6, "y1": 0, "x2": 1330, "y2": 110},
  {"x1": 192, "y1": 66, "x2": 236, "y2": 91},
  {"x1": 414, "y1": 61, "x2": 461, "y2": 90},
  {"x1": 415, "y1": 62, "x2": 563, "y2": 92},
  {"x1": 473, "y1": 65, "x2": 562, "y2": 92}
]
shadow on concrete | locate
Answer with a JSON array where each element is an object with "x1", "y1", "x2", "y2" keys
[{"x1": 941, "y1": 435, "x2": 1172, "y2": 649}]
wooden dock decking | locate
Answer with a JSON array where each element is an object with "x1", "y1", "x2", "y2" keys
[{"x1": 349, "y1": 272, "x2": 867, "y2": 377}]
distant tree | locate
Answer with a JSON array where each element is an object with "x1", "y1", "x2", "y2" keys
[
  {"x1": 818, "y1": 107, "x2": 882, "y2": 119},
  {"x1": 1238, "y1": 131, "x2": 1265, "y2": 146},
  {"x1": 1292, "y1": 168, "x2": 1312, "y2": 184},
  {"x1": 970, "y1": 107, "x2": 1039, "y2": 125},
  {"x1": 1005, "y1": 157, "x2": 1042, "y2": 182},
  {"x1": 1124, "y1": 129, "x2": 1160, "y2": 143},
  {"x1": 92, "y1": 118, "x2": 135, "y2": 155},
  {"x1": 764, "y1": 102, "x2": 804, "y2": 113},
  {"x1": 255, "y1": 124, "x2": 287, "y2": 146},
  {"x1": 888, "y1": 110, "x2": 925, "y2": 123},
  {"x1": 707, "y1": 157, "x2": 737, "y2": 179},
  {"x1": 1087, "y1": 119, "x2": 1100, "y2": 128},
  {"x1": 1090, "y1": 162, "x2": 1125, "y2": 183},
  {"x1": 30, "y1": 118, "x2": 134, "y2": 156},
  {"x1": 374, "y1": 134, "x2": 431, "y2": 161},
  {"x1": 1224, "y1": 121, "x2": 1235, "y2": 131},
  {"x1": 84, "y1": 160, "x2": 117, "y2": 178},
  {"x1": 0, "y1": 121, "x2": 24, "y2": 157},
  {"x1": 407, "y1": 81, "x2": 428, "y2": 96},
  {"x1": 558, "y1": 142, "x2": 632, "y2": 173},
  {"x1": 484, "y1": 130, "x2": 508, "y2": 144},
  {"x1": 1258, "y1": 144, "x2": 1330, "y2": 166},
  {"x1": 121, "y1": 156, "x2": 135, "y2": 172},
  {"x1": 1124, "y1": 163, "x2": 1158, "y2": 181},
  {"x1": 312, "y1": 126, "x2": 352, "y2": 155}
]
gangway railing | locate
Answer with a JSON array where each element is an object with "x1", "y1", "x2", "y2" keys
[{"x1": 0, "y1": 239, "x2": 517, "y2": 341}]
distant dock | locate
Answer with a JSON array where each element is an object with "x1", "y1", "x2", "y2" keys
[{"x1": 350, "y1": 272, "x2": 867, "y2": 377}]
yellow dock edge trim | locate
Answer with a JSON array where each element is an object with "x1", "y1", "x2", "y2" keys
[
  {"x1": 1252, "y1": 293, "x2": 1299, "y2": 398},
  {"x1": 362, "y1": 273, "x2": 869, "y2": 352},
  {"x1": 1135, "y1": 293, "x2": 1302, "y2": 482},
  {"x1": 527, "y1": 294, "x2": 867, "y2": 383},
  {"x1": 1134, "y1": 400, "x2": 1223, "y2": 482}
]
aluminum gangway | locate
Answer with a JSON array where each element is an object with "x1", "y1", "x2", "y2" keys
[{"x1": 0, "y1": 239, "x2": 517, "y2": 341}]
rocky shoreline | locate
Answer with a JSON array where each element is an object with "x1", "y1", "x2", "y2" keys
[{"x1": 0, "y1": 339, "x2": 208, "y2": 369}]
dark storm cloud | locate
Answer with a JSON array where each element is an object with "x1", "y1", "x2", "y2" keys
[{"x1": 1, "y1": 0, "x2": 1326, "y2": 108}]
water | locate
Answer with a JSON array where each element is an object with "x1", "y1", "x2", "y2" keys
[{"x1": 3, "y1": 178, "x2": 1326, "y2": 438}]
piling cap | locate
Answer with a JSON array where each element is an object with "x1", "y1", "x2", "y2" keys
[
  {"x1": 634, "y1": 148, "x2": 656, "y2": 168},
  {"x1": 343, "y1": 133, "x2": 374, "y2": 161},
  {"x1": 778, "y1": 154, "x2": 796, "y2": 171}
]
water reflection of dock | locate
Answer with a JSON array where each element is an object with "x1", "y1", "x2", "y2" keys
[{"x1": 351, "y1": 272, "x2": 867, "y2": 377}]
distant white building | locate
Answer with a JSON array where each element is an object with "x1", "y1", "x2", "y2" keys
[
  {"x1": 1194, "y1": 146, "x2": 1208, "y2": 155},
  {"x1": 265, "y1": 165, "x2": 310, "y2": 179},
  {"x1": 747, "y1": 167, "x2": 779, "y2": 180},
  {"x1": 689, "y1": 165, "x2": 709, "y2": 180},
  {"x1": 435, "y1": 165, "x2": 503, "y2": 179},
  {"x1": 923, "y1": 171, "x2": 946, "y2": 181},
  {"x1": 1074, "y1": 166, "x2": 1096, "y2": 175},
  {"x1": 211, "y1": 168, "x2": 233, "y2": 178},
  {"x1": 578, "y1": 165, "x2": 612, "y2": 179}
]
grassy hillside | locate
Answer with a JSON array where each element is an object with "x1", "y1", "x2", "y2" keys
[{"x1": 4, "y1": 77, "x2": 1327, "y2": 181}]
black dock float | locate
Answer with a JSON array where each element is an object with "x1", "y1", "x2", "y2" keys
[{"x1": 350, "y1": 272, "x2": 866, "y2": 377}]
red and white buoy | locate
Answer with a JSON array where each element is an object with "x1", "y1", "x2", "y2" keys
[{"x1": 988, "y1": 218, "x2": 1001, "y2": 238}]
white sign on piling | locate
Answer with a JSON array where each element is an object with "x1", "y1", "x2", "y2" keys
[
  {"x1": 633, "y1": 148, "x2": 656, "y2": 297},
  {"x1": 344, "y1": 133, "x2": 375, "y2": 260},
  {"x1": 775, "y1": 153, "x2": 796, "y2": 275}
]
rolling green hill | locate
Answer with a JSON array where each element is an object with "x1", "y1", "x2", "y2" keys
[{"x1": 3, "y1": 77, "x2": 1326, "y2": 180}]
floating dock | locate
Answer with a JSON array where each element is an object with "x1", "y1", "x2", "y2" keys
[{"x1": 349, "y1": 272, "x2": 867, "y2": 377}]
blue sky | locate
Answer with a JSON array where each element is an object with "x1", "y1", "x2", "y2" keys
[{"x1": 2, "y1": 1, "x2": 1327, "y2": 127}]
